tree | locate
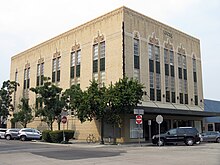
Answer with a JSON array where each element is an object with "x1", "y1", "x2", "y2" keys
[
  {"x1": 68, "y1": 80, "x2": 107, "y2": 144},
  {"x1": 105, "y1": 77, "x2": 144, "y2": 143},
  {"x1": 12, "y1": 98, "x2": 33, "y2": 128},
  {"x1": 30, "y1": 77, "x2": 65, "y2": 130},
  {"x1": 0, "y1": 80, "x2": 19, "y2": 128}
]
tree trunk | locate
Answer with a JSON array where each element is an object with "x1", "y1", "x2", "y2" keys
[
  {"x1": 113, "y1": 124, "x2": 117, "y2": 145},
  {"x1": 100, "y1": 118, "x2": 104, "y2": 144}
]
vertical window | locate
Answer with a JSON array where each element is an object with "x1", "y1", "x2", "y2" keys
[
  {"x1": 148, "y1": 43, "x2": 161, "y2": 101},
  {"x1": 36, "y1": 62, "x2": 44, "y2": 86},
  {"x1": 52, "y1": 55, "x2": 61, "y2": 83},
  {"x1": 178, "y1": 53, "x2": 188, "y2": 104},
  {"x1": 164, "y1": 48, "x2": 175, "y2": 103},
  {"x1": 92, "y1": 38, "x2": 106, "y2": 85},
  {"x1": 134, "y1": 39, "x2": 140, "y2": 69},
  {"x1": 23, "y1": 66, "x2": 30, "y2": 98},
  {"x1": 71, "y1": 49, "x2": 81, "y2": 82},
  {"x1": 193, "y1": 58, "x2": 198, "y2": 106}
]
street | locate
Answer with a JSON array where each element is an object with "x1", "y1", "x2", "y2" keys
[{"x1": 0, "y1": 139, "x2": 219, "y2": 165}]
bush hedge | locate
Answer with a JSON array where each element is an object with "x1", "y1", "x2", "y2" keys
[{"x1": 42, "y1": 130, "x2": 74, "y2": 143}]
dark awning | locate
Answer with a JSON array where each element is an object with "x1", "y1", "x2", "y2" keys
[{"x1": 136, "y1": 106, "x2": 220, "y2": 117}]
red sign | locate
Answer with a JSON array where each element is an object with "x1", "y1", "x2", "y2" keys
[
  {"x1": 136, "y1": 115, "x2": 142, "y2": 124},
  {"x1": 61, "y1": 116, "x2": 67, "y2": 124}
]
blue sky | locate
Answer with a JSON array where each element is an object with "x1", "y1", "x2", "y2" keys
[{"x1": 0, "y1": 0, "x2": 220, "y2": 100}]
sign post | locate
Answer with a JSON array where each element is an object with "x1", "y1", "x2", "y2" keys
[
  {"x1": 61, "y1": 115, "x2": 67, "y2": 142},
  {"x1": 156, "y1": 115, "x2": 163, "y2": 146},
  {"x1": 148, "y1": 120, "x2": 151, "y2": 141},
  {"x1": 134, "y1": 109, "x2": 144, "y2": 146}
]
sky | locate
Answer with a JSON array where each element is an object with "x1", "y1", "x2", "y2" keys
[{"x1": 0, "y1": 0, "x2": 220, "y2": 100}]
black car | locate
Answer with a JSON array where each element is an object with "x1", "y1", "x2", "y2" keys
[{"x1": 152, "y1": 127, "x2": 201, "y2": 146}]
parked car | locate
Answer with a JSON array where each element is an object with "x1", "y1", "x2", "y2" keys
[
  {"x1": 200, "y1": 131, "x2": 220, "y2": 143},
  {"x1": 0, "y1": 128, "x2": 7, "y2": 139},
  {"x1": 4, "y1": 128, "x2": 20, "y2": 140},
  {"x1": 18, "y1": 128, "x2": 42, "y2": 141},
  {"x1": 152, "y1": 127, "x2": 201, "y2": 146}
]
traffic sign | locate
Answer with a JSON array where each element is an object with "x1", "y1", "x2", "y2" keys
[
  {"x1": 156, "y1": 115, "x2": 163, "y2": 124},
  {"x1": 61, "y1": 116, "x2": 67, "y2": 124},
  {"x1": 134, "y1": 109, "x2": 144, "y2": 115},
  {"x1": 136, "y1": 115, "x2": 142, "y2": 124}
]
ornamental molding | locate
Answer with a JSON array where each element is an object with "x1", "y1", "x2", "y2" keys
[
  {"x1": 71, "y1": 41, "x2": 80, "y2": 52},
  {"x1": 164, "y1": 39, "x2": 173, "y2": 50},
  {"x1": 177, "y1": 44, "x2": 186, "y2": 54},
  {"x1": 38, "y1": 57, "x2": 44, "y2": 64},
  {"x1": 149, "y1": 32, "x2": 159, "y2": 45},
  {"x1": 53, "y1": 50, "x2": 61, "y2": 59},
  {"x1": 94, "y1": 31, "x2": 105, "y2": 44}
]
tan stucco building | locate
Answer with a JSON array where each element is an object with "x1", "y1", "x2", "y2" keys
[{"x1": 10, "y1": 7, "x2": 208, "y2": 143}]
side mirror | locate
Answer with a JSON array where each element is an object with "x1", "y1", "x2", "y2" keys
[{"x1": 167, "y1": 132, "x2": 170, "y2": 135}]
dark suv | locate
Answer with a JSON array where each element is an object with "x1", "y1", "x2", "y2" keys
[{"x1": 152, "y1": 127, "x2": 201, "y2": 146}]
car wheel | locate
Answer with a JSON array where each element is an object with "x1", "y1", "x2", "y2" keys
[
  {"x1": 185, "y1": 138, "x2": 194, "y2": 146},
  {"x1": 157, "y1": 138, "x2": 165, "y2": 146},
  {"x1": 20, "y1": 135, "x2": 26, "y2": 141},
  {"x1": 5, "y1": 135, "x2": 11, "y2": 140},
  {"x1": 216, "y1": 138, "x2": 220, "y2": 143}
]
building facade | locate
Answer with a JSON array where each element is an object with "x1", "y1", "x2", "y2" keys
[
  {"x1": 203, "y1": 99, "x2": 220, "y2": 132},
  {"x1": 10, "y1": 7, "x2": 207, "y2": 142}
]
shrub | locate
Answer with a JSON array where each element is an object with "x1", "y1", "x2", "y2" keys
[
  {"x1": 42, "y1": 130, "x2": 52, "y2": 142},
  {"x1": 46, "y1": 130, "x2": 75, "y2": 143}
]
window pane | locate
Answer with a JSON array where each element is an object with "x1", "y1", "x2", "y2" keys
[
  {"x1": 93, "y1": 44, "x2": 98, "y2": 60},
  {"x1": 166, "y1": 91, "x2": 170, "y2": 102},
  {"x1": 150, "y1": 72, "x2": 154, "y2": 88},
  {"x1": 183, "y1": 69, "x2": 187, "y2": 80},
  {"x1": 148, "y1": 44, "x2": 153, "y2": 60},
  {"x1": 77, "y1": 50, "x2": 81, "y2": 65},
  {"x1": 100, "y1": 58, "x2": 105, "y2": 71},
  {"x1": 70, "y1": 66, "x2": 74, "y2": 79},
  {"x1": 52, "y1": 59, "x2": 56, "y2": 72},
  {"x1": 156, "y1": 89, "x2": 161, "y2": 101},
  {"x1": 185, "y1": 94, "x2": 188, "y2": 104},
  {"x1": 52, "y1": 72, "x2": 56, "y2": 82},
  {"x1": 36, "y1": 76, "x2": 40, "y2": 86},
  {"x1": 57, "y1": 57, "x2": 61, "y2": 70},
  {"x1": 171, "y1": 92, "x2": 176, "y2": 103},
  {"x1": 156, "y1": 61, "x2": 160, "y2": 74},
  {"x1": 170, "y1": 51, "x2": 174, "y2": 65},
  {"x1": 71, "y1": 52, "x2": 75, "y2": 67},
  {"x1": 178, "y1": 67, "x2": 182, "y2": 79},
  {"x1": 93, "y1": 60, "x2": 98, "y2": 73},
  {"x1": 37, "y1": 64, "x2": 40, "y2": 76},
  {"x1": 165, "y1": 64, "x2": 169, "y2": 76},
  {"x1": 164, "y1": 49, "x2": 168, "y2": 64},
  {"x1": 179, "y1": 93, "x2": 183, "y2": 104},
  {"x1": 155, "y1": 46, "x2": 160, "y2": 61},
  {"x1": 57, "y1": 70, "x2": 60, "y2": 82},
  {"x1": 194, "y1": 95, "x2": 198, "y2": 105},
  {"x1": 134, "y1": 55, "x2": 140, "y2": 69},
  {"x1": 41, "y1": 63, "x2": 44, "y2": 75},
  {"x1": 76, "y1": 65, "x2": 80, "y2": 77},
  {"x1": 150, "y1": 88, "x2": 155, "y2": 101},
  {"x1": 170, "y1": 65, "x2": 175, "y2": 77},
  {"x1": 193, "y1": 72, "x2": 197, "y2": 82},
  {"x1": 100, "y1": 42, "x2": 105, "y2": 58},
  {"x1": 149, "y1": 60, "x2": 154, "y2": 72}
]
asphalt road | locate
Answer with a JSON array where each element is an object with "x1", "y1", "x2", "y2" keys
[{"x1": 0, "y1": 139, "x2": 219, "y2": 165}]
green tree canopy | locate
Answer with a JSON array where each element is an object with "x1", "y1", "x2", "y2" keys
[
  {"x1": 12, "y1": 98, "x2": 33, "y2": 128},
  {"x1": 30, "y1": 77, "x2": 65, "y2": 130},
  {"x1": 0, "y1": 80, "x2": 19, "y2": 128}
]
